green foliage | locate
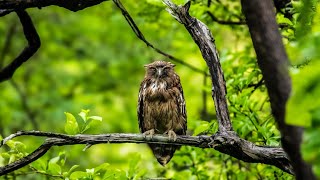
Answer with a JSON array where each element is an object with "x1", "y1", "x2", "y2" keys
[{"x1": 0, "y1": 0, "x2": 317, "y2": 179}]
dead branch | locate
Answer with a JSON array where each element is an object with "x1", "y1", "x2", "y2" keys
[
  {"x1": 0, "y1": 130, "x2": 293, "y2": 175},
  {"x1": 163, "y1": 0, "x2": 232, "y2": 132}
]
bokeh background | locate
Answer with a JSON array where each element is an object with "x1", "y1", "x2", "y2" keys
[{"x1": 0, "y1": 0, "x2": 319, "y2": 179}]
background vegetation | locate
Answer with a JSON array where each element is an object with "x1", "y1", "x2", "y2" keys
[{"x1": 0, "y1": 0, "x2": 319, "y2": 179}]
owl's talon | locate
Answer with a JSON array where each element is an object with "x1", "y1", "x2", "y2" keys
[
  {"x1": 143, "y1": 129, "x2": 155, "y2": 138},
  {"x1": 168, "y1": 130, "x2": 177, "y2": 141}
]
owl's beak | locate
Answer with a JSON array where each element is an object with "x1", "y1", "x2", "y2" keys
[{"x1": 157, "y1": 69, "x2": 162, "y2": 77}]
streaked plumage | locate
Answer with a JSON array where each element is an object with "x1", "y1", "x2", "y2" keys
[{"x1": 137, "y1": 60, "x2": 187, "y2": 165}]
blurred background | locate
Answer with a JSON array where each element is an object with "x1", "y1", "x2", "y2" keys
[{"x1": 0, "y1": 0, "x2": 319, "y2": 179}]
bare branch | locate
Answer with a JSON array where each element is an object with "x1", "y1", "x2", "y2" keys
[
  {"x1": 112, "y1": 0, "x2": 208, "y2": 75},
  {"x1": 0, "y1": 130, "x2": 293, "y2": 175},
  {"x1": 0, "y1": 10, "x2": 40, "y2": 83},
  {"x1": 241, "y1": 0, "x2": 315, "y2": 179},
  {"x1": 163, "y1": 0, "x2": 232, "y2": 132}
]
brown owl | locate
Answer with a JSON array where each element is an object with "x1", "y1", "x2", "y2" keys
[{"x1": 137, "y1": 60, "x2": 187, "y2": 166}]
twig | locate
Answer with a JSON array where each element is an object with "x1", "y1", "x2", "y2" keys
[
  {"x1": 0, "y1": 130, "x2": 293, "y2": 175},
  {"x1": 10, "y1": 80, "x2": 38, "y2": 129},
  {"x1": 0, "y1": 10, "x2": 40, "y2": 83},
  {"x1": 206, "y1": 11, "x2": 246, "y2": 25},
  {"x1": 112, "y1": 0, "x2": 208, "y2": 75}
]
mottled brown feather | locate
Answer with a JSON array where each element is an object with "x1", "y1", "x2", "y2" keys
[{"x1": 137, "y1": 60, "x2": 187, "y2": 165}]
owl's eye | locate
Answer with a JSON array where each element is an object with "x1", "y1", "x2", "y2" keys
[
  {"x1": 149, "y1": 67, "x2": 156, "y2": 73},
  {"x1": 163, "y1": 67, "x2": 170, "y2": 72}
]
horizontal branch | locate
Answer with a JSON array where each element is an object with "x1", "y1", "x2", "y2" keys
[
  {"x1": 0, "y1": 130, "x2": 293, "y2": 175},
  {"x1": 0, "y1": 0, "x2": 109, "y2": 17}
]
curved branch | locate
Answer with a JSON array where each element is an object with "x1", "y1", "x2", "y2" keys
[
  {"x1": 0, "y1": 131, "x2": 293, "y2": 175},
  {"x1": 112, "y1": 0, "x2": 208, "y2": 75},
  {"x1": 0, "y1": 10, "x2": 40, "y2": 83},
  {"x1": 163, "y1": 0, "x2": 232, "y2": 132}
]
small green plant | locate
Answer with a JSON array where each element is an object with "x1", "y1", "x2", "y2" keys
[{"x1": 64, "y1": 109, "x2": 103, "y2": 135}]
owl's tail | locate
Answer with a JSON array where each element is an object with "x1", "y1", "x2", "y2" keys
[{"x1": 149, "y1": 144, "x2": 180, "y2": 166}]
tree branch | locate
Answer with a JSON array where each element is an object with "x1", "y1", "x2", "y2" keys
[
  {"x1": 112, "y1": 0, "x2": 208, "y2": 76},
  {"x1": 0, "y1": 0, "x2": 109, "y2": 16},
  {"x1": 0, "y1": 10, "x2": 40, "y2": 83},
  {"x1": 240, "y1": 0, "x2": 315, "y2": 179},
  {"x1": 1, "y1": 0, "x2": 208, "y2": 76},
  {"x1": 163, "y1": 0, "x2": 232, "y2": 132},
  {"x1": 0, "y1": 130, "x2": 293, "y2": 175}
]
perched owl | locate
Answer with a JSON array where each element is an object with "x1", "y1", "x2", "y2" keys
[{"x1": 137, "y1": 60, "x2": 187, "y2": 166}]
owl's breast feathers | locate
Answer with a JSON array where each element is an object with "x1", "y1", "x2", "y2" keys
[{"x1": 144, "y1": 79, "x2": 172, "y2": 101}]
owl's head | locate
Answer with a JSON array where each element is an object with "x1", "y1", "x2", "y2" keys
[{"x1": 144, "y1": 61, "x2": 175, "y2": 79}]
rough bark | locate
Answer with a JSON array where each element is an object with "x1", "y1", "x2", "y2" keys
[
  {"x1": 240, "y1": 0, "x2": 315, "y2": 179},
  {"x1": 0, "y1": 131, "x2": 293, "y2": 175},
  {"x1": 163, "y1": 0, "x2": 232, "y2": 132}
]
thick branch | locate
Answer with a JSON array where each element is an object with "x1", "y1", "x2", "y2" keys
[
  {"x1": 163, "y1": 0, "x2": 232, "y2": 132},
  {"x1": 240, "y1": 0, "x2": 315, "y2": 179},
  {"x1": 0, "y1": 0, "x2": 109, "y2": 16},
  {"x1": 0, "y1": 10, "x2": 40, "y2": 83},
  {"x1": 0, "y1": 131, "x2": 293, "y2": 175}
]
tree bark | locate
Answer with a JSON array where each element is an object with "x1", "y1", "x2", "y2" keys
[{"x1": 240, "y1": 0, "x2": 315, "y2": 179}]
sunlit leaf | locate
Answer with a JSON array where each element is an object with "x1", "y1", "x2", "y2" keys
[{"x1": 64, "y1": 112, "x2": 79, "y2": 135}]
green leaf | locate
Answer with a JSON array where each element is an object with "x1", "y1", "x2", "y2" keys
[
  {"x1": 193, "y1": 121, "x2": 209, "y2": 136},
  {"x1": 67, "y1": 165, "x2": 80, "y2": 176},
  {"x1": 70, "y1": 171, "x2": 88, "y2": 179},
  {"x1": 64, "y1": 112, "x2": 79, "y2": 135},
  {"x1": 49, "y1": 156, "x2": 60, "y2": 164},
  {"x1": 95, "y1": 163, "x2": 110, "y2": 173},
  {"x1": 88, "y1": 116, "x2": 102, "y2": 121},
  {"x1": 0, "y1": 153, "x2": 10, "y2": 159},
  {"x1": 127, "y1": 153, "x2": 141, "y2": 178},
  {"x1": 79, "y1": 109, "x2": 90, "y2": 123},
  {"x1": 48, "y1": 162, "x2": 62, "y2": 174}
]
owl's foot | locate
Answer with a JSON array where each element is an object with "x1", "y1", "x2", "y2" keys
[
  {"x1": 143, "y1": 129, "x2": 155, "y2": 138},
  {"x1": 167, "y1": 130, "x2": 177, "y2": 141}
]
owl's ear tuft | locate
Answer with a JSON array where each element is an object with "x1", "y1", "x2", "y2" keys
[{"x1": 170, "y1": 63, "x2": 176, "y2": 67}]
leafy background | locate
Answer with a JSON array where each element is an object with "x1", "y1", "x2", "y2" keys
[{"x1": 0, "y1": 0, "x2": 319, "y2": 179}]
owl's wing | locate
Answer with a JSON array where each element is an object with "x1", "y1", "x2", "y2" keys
[
  {"x1": 175, "y1": 75, "x2": 187, "y2": 133},
  {"x1": 137, "y1": 80, "x2": 146, "y2": 132}
]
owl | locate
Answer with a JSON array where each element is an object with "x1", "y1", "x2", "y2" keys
[{"x1": 137, "y1": 60, "x2": 187, "y2": 166}]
